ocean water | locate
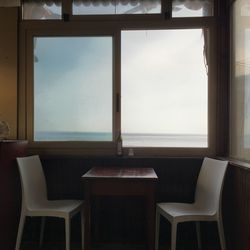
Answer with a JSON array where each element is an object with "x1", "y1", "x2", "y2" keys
[
  {"x1": 35, "y1": 131, "x2": 207, "y2": 148},
  {"x1": 35, "y1": 131, "x2": 112, "y2": 141},
  {"x1": 123, "y1": 133, "x2": 207, "y2": 148}
]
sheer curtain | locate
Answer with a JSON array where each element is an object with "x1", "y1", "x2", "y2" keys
[
  {"x1": 173, "y1": 0, "x2": 213, "y2": 16},
  {"x1": 23, "y1": 0, "x2": 61, "y2": 19},
  {"x1": 22, "y1": 0, "x2": 213, "y2": 10},
  {"x1": 230, "y1": 0, "x2": 250, "y2": 161}
]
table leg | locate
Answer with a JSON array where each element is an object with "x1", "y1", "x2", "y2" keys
[
  {"x1": 84, "y1": 182, "x2": 91, "y2": 250},
  {"x1": 146, "y1": 183, "x2": 156, "y2": 250}
]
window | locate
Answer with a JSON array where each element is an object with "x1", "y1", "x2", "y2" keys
[
  {"x1": 33, "y1": 36, "x2": 113, "y2": 141},
  {"x1": 19, "y1": 0, "x2": 217, "y2": 155},
  {"x1": 230, "y1": 0, "x2": 250, "y2": 161},
  {"x1": 121, "y1": 29, "x2": 208, "y2": 148}
]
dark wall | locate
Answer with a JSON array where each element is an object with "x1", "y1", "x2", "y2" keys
[
  {"x1": 223, "y1": 163, "x2": 250, "y2": 250},
  {"x1": 0, "y1": 140, "x2": 28, "y2": 250},
  {"x1": 22, "y1": 156, "x2": 203, "y2": 248},
  {"x1": 20, "y1": 157, "x2": 250, "y2": 250},
  {"x1": 41, "y1": 156, "x2": 202, "y2": 203}
]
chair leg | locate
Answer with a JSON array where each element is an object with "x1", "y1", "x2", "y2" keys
[
  {"x1": 155, "y1": 211, "x2": 160, "y2": 250},
  {"x1": 81, "y1": 209, "x2": 84, "y2": 250},
  {"x1": 195, "y1": 222, "x2": 202, "y2": 250},
  {"x1": 39, "y1": 217, "x2": 46, "y2": 248},
  {"x1": 65, "y1": 217, "x2": 71, "y2": 250},
  {"x1": 217, "y1": 218, "x2": 226, "y2": 250},
  {"x1": 171, "y1": 222, "x2": 177, "y2": 250},
  {"x1": 15, "y1": 213, "x2": 26, "y2": 250}
]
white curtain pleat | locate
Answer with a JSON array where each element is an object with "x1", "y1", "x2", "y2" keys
[
  {"x1": 172, "y1": 0, "x2": 213, "y2": 15},
  {"x1": 22, "y1": 0, "x2": 212, "y2": 10},
  {"x1": 22, "y1": 0, "x2": 213, "y2": 18}
]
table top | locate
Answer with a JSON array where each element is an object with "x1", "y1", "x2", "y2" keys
[{"x1": 82, "y1": 167, "x2": 158, "y2": 181}]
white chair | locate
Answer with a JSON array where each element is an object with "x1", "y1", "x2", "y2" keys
[
  {"x1": 155, "y1": 157, "x2": 228, "y2": 250},
  {"x1": 15, "y1": 155, "x2": 84, "y2": 250}
]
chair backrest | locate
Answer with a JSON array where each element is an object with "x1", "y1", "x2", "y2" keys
[
  {"x1": 194, "y1": 157, "x2": 228, "y2": 213},
  {"x1": 17, "y1": 155, "x2": 48, "y2": 209}
]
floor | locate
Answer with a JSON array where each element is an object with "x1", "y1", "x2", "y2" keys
[{"x1": 21, "y1": 242, "x2": 220, "y2": 250}]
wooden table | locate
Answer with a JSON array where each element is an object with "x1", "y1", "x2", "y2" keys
[{"x1": 82, "y1": 167, "x2": 158, "y2": 250}]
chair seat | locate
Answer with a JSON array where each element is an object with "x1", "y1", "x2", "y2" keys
[
  {"x1": 157, "y1": 202, "x2": 216, "y2": 223},
  {"x1": 27, "y1": 200, "x2": 83, "y2": 217}
]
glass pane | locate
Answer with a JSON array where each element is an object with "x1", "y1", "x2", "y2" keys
[
  {"x1": 34, "y1": 37, "x2": 113, "y2": 141},
  {"x1": 172, "y1": 0, "x2": 214, "y2": 17},
  {"x1": 73, "y1": 0, "x2": 161, "y2": 15},
  {"x1": 23, "y1": 0, "x2": 61, "y2": 20},
  {"x1": 121, "y1": 29, "x2": 208, "y2": 148},
  {"x1": 230, "y1": 0, "x2": 250, "y2": 160}
]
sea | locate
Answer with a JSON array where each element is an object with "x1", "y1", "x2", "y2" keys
[{"x1": 35, "y1": 131, "x2": 207, "y2": 148}]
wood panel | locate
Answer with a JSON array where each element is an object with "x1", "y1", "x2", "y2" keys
[
  {"x1": 37, "y1": 156, "x2": 202, "y2": 247},
  {"x1": 223, "y1": 163, "x2": 250, "y2": 250},
  {"x1": 19, "y1": 156, "x2": 250, "y2": 250},
  {"x1": 0, "y1": 140, "x2": 28, "y2": 250}
]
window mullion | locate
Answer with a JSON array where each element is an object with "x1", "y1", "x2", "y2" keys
[
  {"x1": 162, "y1": 0, "x2": 172, "y2": 19},
  {"x1": 62, "y1": 0, "x2": 72, "y2": 20},
  {"x1": 114, "y1": 30, "x2": 121, "y2": 142}
]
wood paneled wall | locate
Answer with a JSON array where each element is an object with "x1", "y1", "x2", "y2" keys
[
  {"x1": 0, "y1": 140, "x2": 28, "y2": 250},
  {"x1": 20, "y1": 157, "x2": 203, "y2": 248},
  {"x1": 19, "y1": 157, "x2": 250, "y2": 250},
  {"x1": 223, "y1": 163, "x2": 250, "y2": 250}
]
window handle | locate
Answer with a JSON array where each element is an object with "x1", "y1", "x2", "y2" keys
[{"x1": 116, "y1": 93, "x2": 120, "y2": 113}]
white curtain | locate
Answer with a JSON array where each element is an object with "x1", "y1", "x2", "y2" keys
[
  {"x1": 23, "y1": 0, "x2": 212, "y2": 10},
  {"x1": 0, "y1": 0, "x2": 20, "y2": 7},
  {"x1": 173, "y1": 0, "x2": 213, "y2": 11},
  {"x1": 23, "y1": 0, "x2": 213, "y2": 19}
]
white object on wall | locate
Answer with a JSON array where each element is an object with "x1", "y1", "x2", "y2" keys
[{"x1": 0, "y1": 120, "x2": 10, "y2": 139}]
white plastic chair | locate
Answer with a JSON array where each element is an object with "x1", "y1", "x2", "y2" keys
[
  {"x1": 155, "y1": 157, "x2": 228, "y2": 250},
  {"x1": 15, "y1": 155, "x2": 84, "y2": 250}
]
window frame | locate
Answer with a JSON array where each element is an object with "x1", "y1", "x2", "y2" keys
[{"x1": 19, "y1": 10, "x2": 218, "y2": 156}]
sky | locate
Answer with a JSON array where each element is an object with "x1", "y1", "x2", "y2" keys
[
  {"x1": 34, "y1": 37, "x2": 113, "y2": 133},
  {"x1": 121, "y1": 29, "x2": 207, "y2": 135}
]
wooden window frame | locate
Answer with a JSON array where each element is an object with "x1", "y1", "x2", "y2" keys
[{"x1": 18, "y1": 7, "x2": 219, "y2": 156}]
